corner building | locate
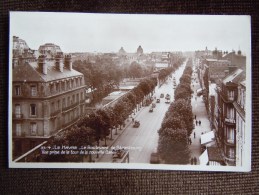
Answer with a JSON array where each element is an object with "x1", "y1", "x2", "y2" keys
[{"x1": 12, "y1": 53, "x2": 86, "y2": 159}]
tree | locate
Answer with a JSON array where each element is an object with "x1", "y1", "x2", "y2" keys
[
  {"x1": 128, "y1": 61, "x2": 143, "y2": 78},
  {"x1": 169, "y1": 99, "x2": 193, "y2": 136},
  {"x1": 158, "y1": 127, "x2": 190, "y2": 164},
  {"x1": 159, "y1": 114, "x2": 185, "y2": 133}
]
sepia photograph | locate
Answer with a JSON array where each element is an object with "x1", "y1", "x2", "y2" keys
[{"x1": 9, "y1": 12, "x2": 251, "y2": 171}]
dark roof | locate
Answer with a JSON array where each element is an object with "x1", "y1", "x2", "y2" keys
[
  {"x1": 207, "y1": 147, "x2": 224, "y2": 162},
  {"x1": 223, "y1": 68, "x2": 244, "y2": 84},
  {"x1": 13, "y1": 61, "x2": 83, "y2": 82}
]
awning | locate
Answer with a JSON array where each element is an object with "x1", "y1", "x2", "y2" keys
[
  {"x1": 199, "y1": 149, "x2": 209, "y2": 165},
  {"x1": 201, "y1": 131, "x2": 215, "y2": 146}
]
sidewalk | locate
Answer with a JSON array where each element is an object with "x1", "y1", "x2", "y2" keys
[{"x1": 189, "y1": 68, "x2": 211, "y2": 165}]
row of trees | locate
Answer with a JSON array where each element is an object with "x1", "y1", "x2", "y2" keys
[
  {"x1": 73, "y1": 57, "x2": 155, "y2": 105},
  {"x1": 157, "y1": 58, "x2": 194, "y2": 164},
  {"x1": 158, "y1": 58, "x2": 185, "y2": 84},
  {"x1": 42, "y1": 77, "x2": 157, "y2": 162}
]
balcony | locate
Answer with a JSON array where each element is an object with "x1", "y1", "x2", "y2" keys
[
  {"x1": 13, "y1": 113, "x2": 24, "y2": 120},
  {"x1": 224, "y1": 138, "x2": 235, "y2": 146},
  {"x1": 62, "y1": 103, "x2": 79, "y2": 112},
  {"x1": 225, "y1": 118, "x2": 235, "y2": 125},
  {"x1": 50, "y1": 109, "x2": 61, "y2": 117}
]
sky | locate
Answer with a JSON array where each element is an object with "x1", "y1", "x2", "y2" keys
[{"x1": 10, "y1": 12, "x2": 251, "y2": 55}]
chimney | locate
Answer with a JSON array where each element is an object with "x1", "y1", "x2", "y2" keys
[
  {"x1": 55, "y1": 52, "x2": 63, "y2": 72},
  {"x1": 65, "y1": 54, "x2": 72, "y2": 71},
  {"x1": 38, "y1": 55, "x2": 47, "y2": 75}
]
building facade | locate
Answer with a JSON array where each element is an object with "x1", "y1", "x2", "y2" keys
[
  {"x1": 12, "y1": 53, "x2": 86, "y2": 159},
  {"x1": 234, "y1": 80, "x2": 246, "y2": 166},
  {"x1": 214, "y1": 69, "x2": 244, "y2": 166}
]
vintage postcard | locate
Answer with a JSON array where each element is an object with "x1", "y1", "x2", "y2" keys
[{"x1": 9, "y1": 12, "x2": 251, "y2": 171}]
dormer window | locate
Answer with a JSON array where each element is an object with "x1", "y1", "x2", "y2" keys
[
  {"x1": 14, "y1": 85, "x2": 21, "y2": 96},
  {"x1": 31, "y1": 85, "x2": 37, "y2": 96}
]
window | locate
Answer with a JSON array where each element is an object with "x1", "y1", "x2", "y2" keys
[
  {"x1": 67, "y1": 97, "x2": 70, "y2": 106},
  {"x1": 56, "y1": 83, "x2": 60, "y2": 92},
  {"x1": 227, "y1": 128, "x2": 235, "y2": 144},
  {"x1": 30, "y1": 122, "x2": 37, "y2": 135},
  {"x1": 30, "y1": 104, "x2": 36, "y2": 116},
  {"x1": 62, "y1": 98, "x2": 66, "y2": 108},
  {"x1": 76, "y1": 94, "x2": 79, "y2": 102},
  {"x1": 16, "y1": 123, "x2": 22, "y2": 136},
  {"x1": 226, "y1": 107, "x2": 235, "y2": 120},
  {"x1": 31, "y1": 85, "x2": 37, "y2": 96},
  {"x1": 15, "y1": 104, "x2": 21, "y2": 118},
  {"x1": 57, "y1": 100, "x2": 60, "y2": 110},
  {"x1": 81, "y1": 92, "x2": 84, "y2": 100},
  {"x1": 229, "y1": 148, "x2": 235, "y2": 158},
  {"x1": 62, "y1": 81, "x2": 65, "y2": 91},
  {"x1": 72, "y1": 94, "x2": 75, "y2": 104},
  {"x1": 51, "y1": 102, "x2": 55, "y2": 112},
  {"x1": 228, "y1": 90, "x2": 234, "y2": 101},
  {"x1": 14, "y1": 86, "x2": 21, "y2": 96}
]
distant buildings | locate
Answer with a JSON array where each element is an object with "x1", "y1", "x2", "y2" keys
[{"x1": 12, "y1": 37, "x2": 86, "y2": 159}]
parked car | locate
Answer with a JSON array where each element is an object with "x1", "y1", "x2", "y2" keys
[
  {"x1": 133, "y1": 121, "x2": 140, "y2": 128},
  {"x1": 149, "y1": 107, "x2": 153, "y2": 112},
  {"x1": 156, "y1": 99, "x2": 160, "y2": 103},
  {"x1": 150, "y1": 152, "x2": 160, "y2": 164},
  {"x1": 160, "y1": 93, "x2": 164, "y2": 98},
  {"x1": 152, "y1": 103, "x2": 156, "y2": 108}
]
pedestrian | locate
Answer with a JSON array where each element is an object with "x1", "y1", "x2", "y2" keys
[
  {"x1": 194, "y1": 132, "x2": 196, "y2": 138},
  {"x1": 199, "y1": 120, "x2": 201, "y2": 126},
  {"x1": 194, "y1": 115, "x2": 196, "y2": 120},
  {"x1": 195, "y1": 96, "x2": 197, "y2": 101},
  {"x1": 132, "y1": 118, "x2": 134, "y2": 122},
  {"x1": 191, "y1": 157, "x2": 193, "y2": 165},
  {"x1": 193, "y1": 157, "x2": 197, "y2": 165},
  {"x1": 196, "y1": 120, "x2": 198, "y2": 126},
  {"x1": 190, "y1": 138, "x2": 192, "y2": 145}
]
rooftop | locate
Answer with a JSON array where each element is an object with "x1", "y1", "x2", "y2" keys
[
  {"x1": 13, "y1": 60, "x2": 83, "y2": 82},
  {"x1": 223, "y1": 68, "x2": 244, "y2": 84}
]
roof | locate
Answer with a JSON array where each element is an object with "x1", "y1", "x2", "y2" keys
[
  {"x1": 206, "y1": 59, "x2": 230, "y2": 63},
  {"x1": 207, "y1": 147, "x2": 224, "y2": 162},
  {"x1": 201, "y1": 131, "x2": 215, "y2": 145},
  {"x1": 240, "y1": 79, "x2": 246, "y2": 87},
  {"x1": 155, "y1": 62, "x2": 168, "y2": 68},
  {"x1": 13, "y1": 61, "x2": 83, "y2": 82},
  {"x1": 223, "y1": 68, "x2": 244, "y2": 84},
  {"x1": 199, "y1": 149, "x2": 209, "y2": 165}
]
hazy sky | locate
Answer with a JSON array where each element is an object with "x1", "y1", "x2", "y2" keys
[{"x1": 10, "y1": 12, "x2": 251, "y2": 54}]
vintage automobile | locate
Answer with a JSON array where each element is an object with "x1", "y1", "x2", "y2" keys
[
  {"x1": 149, "y1": 107, "x2": 153, "y2": 112},
  {"x1": 133, "y1": 120, "x2": 140, "y2": 128},
  {"x1": 150, "y1": 152, "x2": 160, "y2": 164},
  {"x1": 112, "y1": 149, "x2": 129, "y2": 163},
  {"x1": 156, "y1": 98, "x2": 160, "y2": 103}
]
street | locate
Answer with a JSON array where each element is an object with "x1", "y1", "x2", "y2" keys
[{"x1": 98, "y1": 60, "x2": 187, "y2": 163}]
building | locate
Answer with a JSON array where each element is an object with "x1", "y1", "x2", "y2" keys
[
  {"x1": 12, "y1": 36, "x2": 36, "y2": 68},
  {"x1": 202, "y1": 59, "x2": 231, "y2": 83},
  {"x1": 12, "y1": 53, "x2": 86, "y2": 159},
  {"x1": 234, "y1": 79, "x2": 246, "y2": 166},
  {"x1": 222, "y1": 50, "x2": 246, "y2": 71},
  {"x1": 38, "y1": 43, "x2": 63, "y2": 57},
  {"x1": 214, "y1": 68, "x2": 245, "y2": 165},
  {"x1": 136, "y1": 45, "x2": 143, "y2": 56}
]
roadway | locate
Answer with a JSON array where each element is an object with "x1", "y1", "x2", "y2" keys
[{"x1": 98, "y1": 60, "x2": 187, "y2": 163}]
